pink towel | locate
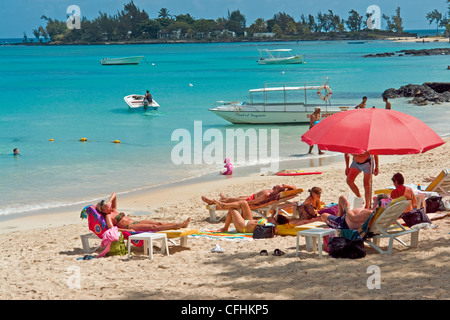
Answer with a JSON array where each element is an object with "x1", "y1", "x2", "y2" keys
[{"x1": 97, "y1": 226, "x2": 120, "y2": 258}]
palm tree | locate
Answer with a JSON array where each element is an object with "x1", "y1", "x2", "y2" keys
[
  {"x1": 248, "y1": 18, "x2": 267, "y2": 34},
  {"x1": 158, "y1": 8, "x2": 171, "y2": 19},
  {"x1": 426, "y1": 9, "x2": 443, "y2": 35},
  {"x1": 32, "y1": 28, "x2": 41, "y2": 42}
]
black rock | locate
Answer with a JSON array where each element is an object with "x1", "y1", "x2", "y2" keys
[{"x1": 382, "y1": 82, "x2": 450, "y2": 105}]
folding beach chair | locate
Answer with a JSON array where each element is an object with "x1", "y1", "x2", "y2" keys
[
  {"x1": 362, "y1": 199, "x2": 421, "y2": 254},
  {"x1": 206, "y1": 188, "x2": 304, "y2": 223}
]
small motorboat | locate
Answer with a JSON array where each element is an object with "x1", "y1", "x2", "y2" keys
[
  {"x1": 257, "y1": 49, "x2": 304, "y2": 65},
  {"x1": 101, "y1": 56, "x2": 144, "y2": 65},
  {"x1": 124, "y1": 95, "x2": 160, "y2": 110}
]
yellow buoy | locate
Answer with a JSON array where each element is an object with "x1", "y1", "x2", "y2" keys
[
  {"x1": 49, "y1": 139, "x2": 54, "y2": 141},
  {"x1": 113, "y1": 140, "x2": 120, "y2": 144},
  {"x1": 80, "y1": 138, "x2": 87, "y2": 142}
]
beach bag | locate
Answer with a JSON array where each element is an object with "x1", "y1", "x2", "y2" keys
[
  {"x1": 252, "y1": 225, "x2": 276, "y2": 239},
  {"x1": 106, "y1": 233, "x2": 128, "y2": 256},
  {"x1": 329, "y1": 237, "x2": 366, "y2": 259},
  {"x1": 425, "y1": 196, "x2": 445, "y2": 213},
  {"x1": 296, "y1": 203, "x2": 317, "y2": 220},
  {"x1": 401, "y1": 207, "x2": 431, "y2": 227}
]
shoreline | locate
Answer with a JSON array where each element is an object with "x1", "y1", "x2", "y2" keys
[
  {"x1": 0, "y1": 147, "x2": 415, "y2": 235},
  {"x1": 7, "y1": 33, "x2": 446, "y2": 47},
  {"x1": 0, "y1": 152, "x2": 343, "y2": 232}
]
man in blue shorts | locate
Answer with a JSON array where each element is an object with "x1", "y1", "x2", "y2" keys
[
  {"x1": 320, "y1": 195, "x2": 373, "y2": 230},
  {"x1": 345, "y1": 151, "x2": 379, "y2": 209}
]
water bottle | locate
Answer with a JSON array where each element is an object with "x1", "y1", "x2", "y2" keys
[{"x1": 417, "y1": 184, "x2": 421, "y2": 190}]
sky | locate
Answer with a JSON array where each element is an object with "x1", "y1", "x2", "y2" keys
[{"x1": 0, "y1": 0, "x2": 448, "y2": 38}]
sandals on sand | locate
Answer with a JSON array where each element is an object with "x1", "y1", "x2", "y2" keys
[
  {"x1": 273, "y1": 249, "x2": 285, "y2": 256},
  {"x1": 260, "y1": 249, "x2": 285, "y2": 256}
]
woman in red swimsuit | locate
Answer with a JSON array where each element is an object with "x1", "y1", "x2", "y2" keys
[
  {"x1": 202, "y1": 184, "x2": 296, "y2": 206},
  {"x1": 390, "y1": 173, "x2": 417, "y2": 213}
]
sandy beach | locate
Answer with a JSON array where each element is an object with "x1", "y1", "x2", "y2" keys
[
  {"x1": 0, "y1": 138, "x2": 449, "y2": 301},
  {"x1": 387, "y1": 36, "x2": 449, "y2": 43}
]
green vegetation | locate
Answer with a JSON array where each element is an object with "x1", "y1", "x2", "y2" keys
[
  {"x1": 427, "y1": 0, "x2": 450, "y2": 36},
  {"x1": 23, "y1": 1, "x2": 434, "y2": 44}
]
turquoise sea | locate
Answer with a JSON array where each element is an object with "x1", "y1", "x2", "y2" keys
[{"x1": 0, "y1": 39, "x2": 449, "y2": 219}]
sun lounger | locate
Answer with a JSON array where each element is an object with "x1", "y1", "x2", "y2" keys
[
  {"x1": 363, "y1": 199, "x2": 420, "y2": 254},
  {"x1": 424, "y1": 169, "x2": 449, "y2": 196},
  {"x1": 206, "y1": 188, "x2": 304, "y2": 223},
  {"x1": 80, "y1": 205, "x2": 198, "y2": 253}
]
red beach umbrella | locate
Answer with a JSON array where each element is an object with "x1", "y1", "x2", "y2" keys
[
  {"x1": 301, "y1": 108, "x2": 444, "y2": 155},
  {"x1": 301, "y1": 108, "x2": 445, "y2": 207}
]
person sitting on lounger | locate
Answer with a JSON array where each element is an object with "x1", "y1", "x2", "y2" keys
[
  {"x1": 97, "y1": 192, "x2": 190, "y2": 233},
  {"x1": 302, "y1": 187, "x2": 323, "y2": 211},
  {"x1": 210, "y1": 199, "x2": 275, "y2": 233},
  {"x1": 201, "y1": 184, "x2": 296, "y2": 206},
  {"x1": 389, "y1": 172, "x2": 417, "y2": 213},
  {"x1": 319, "y1": 195, "x2": 374, "y2": 230}
]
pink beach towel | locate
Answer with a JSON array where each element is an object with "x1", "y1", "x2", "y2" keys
[{"x1": 97, "y1": 226, "x2": 120, "y2": 258}]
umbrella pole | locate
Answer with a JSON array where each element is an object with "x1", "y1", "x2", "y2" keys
[{"x1": 369, "y1": 156, "x2": 373, "y2": 209}]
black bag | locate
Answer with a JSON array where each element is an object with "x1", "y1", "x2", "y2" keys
[
  {"x1": 401, "y1": 207, "x2": 431, "y2": 227},
  {"x1": 425, "y1": 196, "x2": 445, "y2": 213},
  {"x1": 329, "y1": 237, "x2": 366, "y2": 259},
  {"x1": 252, "y1": 224, "x2": 276, "y2": 239}
]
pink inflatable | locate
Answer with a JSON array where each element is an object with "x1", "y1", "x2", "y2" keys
[{"x1": 221, "y1": 157, "x2": 233, "y2": 175}]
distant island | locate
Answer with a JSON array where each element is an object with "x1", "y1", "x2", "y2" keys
[{"x1": 17, "y1": 1, "x2": 431, "y2": 46}]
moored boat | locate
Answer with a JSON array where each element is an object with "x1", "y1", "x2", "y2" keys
[
  {"x1": 209, "y1": 80, "x2": 351, "y2": 124},
  {"x1": 257, "y1": 49, "x2": 304, "y2": 65},
  {"x1": 124, "y1": 95, "x2": 160, "y2": 110},
  {"x1": 101, "y1": 56, "x2": 144, "y2": 65}
]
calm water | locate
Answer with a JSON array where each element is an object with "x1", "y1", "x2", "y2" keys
[{"x1": 1, "y1": 39, "x2": 449, "y2": 218}]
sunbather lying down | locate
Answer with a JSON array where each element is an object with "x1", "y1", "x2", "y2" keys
[
  {"x1": 97, "y1": 192, "x2": 190, "y2": 233},
  {"x1": 319, "y1": 195, "x2": 374, "y2": 230},
  {"x1": 211, "y1": 199, "x2": 275, "y2": 233},
  {"x1": 201, "y1": 184, "x2": 296, "y2": 207}
]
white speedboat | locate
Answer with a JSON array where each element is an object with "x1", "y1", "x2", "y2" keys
[
  {"x1": 101, "y1": 56, "x2": 144, "y2": 65},
  {"x1": 257, "y1": 49, "x2": 304, "y2": 65},
  {"x1": 209, "y1": 80, "x2": 351, "y2": 124},
  {"x1": 124, "y1": 95, "x2": 160, "y2": 110}
]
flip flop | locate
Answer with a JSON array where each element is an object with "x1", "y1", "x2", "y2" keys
[
  {"x1": 77, "y1": 254, "x2": 95, "y2": 260},
  {"x1": 273, "y1": 249, "x2": 285, "y2": 256},
  {"x1": 259, "y1": 249, "x2": 268, "y2": 256}
]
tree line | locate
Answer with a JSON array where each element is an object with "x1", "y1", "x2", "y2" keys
[{"x1": 23, "y1": 0, "x2": 450, "y2": 44}]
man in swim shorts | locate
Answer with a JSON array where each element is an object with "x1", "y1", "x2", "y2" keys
[
  {"x1": 320, "y1": 195, "x2": 373, "y2": 230},
  {"x1": 345, "y1": 151, "x2": 379, "y2": 209}
]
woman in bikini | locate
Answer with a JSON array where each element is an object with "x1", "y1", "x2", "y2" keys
[
  {"x1": 302, "y1": 187, "x2": 323, "y2": 211},
  {"x1": 97, "y1": 193, "x2": 190, "y2": 233},
  {"x1": 208, "y1": 199, "x2": 275, "y2": 233}
]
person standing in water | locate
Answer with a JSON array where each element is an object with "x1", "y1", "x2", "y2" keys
[{"x1": 308, "y1": 108, "x2": 324, "y2": 155}]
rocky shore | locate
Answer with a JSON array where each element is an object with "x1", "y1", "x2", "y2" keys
[
  {"x1": 364, "y1": 48, "x2": 450, "y2": 58},
  {"x1": 382, "y1": 82, "x2": 450, "y2": 105}
]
